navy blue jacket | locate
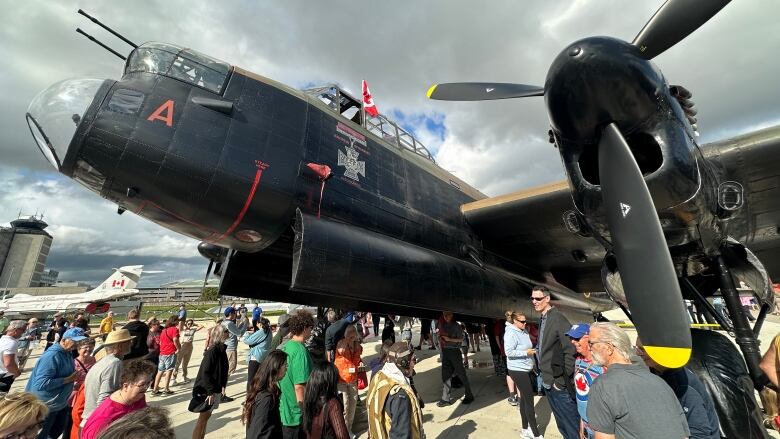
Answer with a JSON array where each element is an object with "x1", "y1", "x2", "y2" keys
[{"x1": 660, "y1": 367, "x2": 720, "y2": 439}]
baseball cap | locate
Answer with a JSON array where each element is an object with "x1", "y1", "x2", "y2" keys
[
  {"x1": 344, "y1": 312, "x2": 356, "y2": 322},
  {"x1": 565, "y1": 323, "x2": 590, "y2": 339},
  {"x1": 62, "y1": 327, "x2": 88, "y2": 341},
  {"x1": 224, "y1": 306, "x2": 235, "y2": 317}
]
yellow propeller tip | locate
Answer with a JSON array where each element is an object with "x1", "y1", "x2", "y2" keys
[
  {"x1": 426, "y1": 84, "x2": 438, "y2": 99},
  {"x1": 642, "y1": 345, "x2": 691, "y2": 369}
]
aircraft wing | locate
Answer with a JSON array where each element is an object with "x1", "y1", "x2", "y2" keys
[{"x1": 462, "y1": 180, "x2": 607, "y2": 294}]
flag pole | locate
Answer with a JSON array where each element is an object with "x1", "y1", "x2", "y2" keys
[{"x1": 361, "y1": 80, "x2": 367, "y2": 127}]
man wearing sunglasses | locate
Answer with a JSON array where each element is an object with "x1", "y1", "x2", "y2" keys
[
  {"x1": 565, "y1": 323, "x2": 604, "y2": 439},
  {"x1": 530, "y1": 286, "x2": 579, "y2": 439},
  {"x1": 586, "y1": 322, "x2": 690, "y2": 439}
]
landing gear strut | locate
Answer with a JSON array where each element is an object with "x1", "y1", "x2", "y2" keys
[{"x1": 715, "y1": 255, "x2": 769, "y2": 390}]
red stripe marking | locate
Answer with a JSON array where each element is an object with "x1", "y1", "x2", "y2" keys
[{"x1": 211, "y1": 161, "x2": 269, "y2": 242}]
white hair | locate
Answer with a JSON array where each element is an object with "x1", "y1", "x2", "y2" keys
[
  {"x1": 590, "y1": 322, "x2": 633, "y2": 360},
  {"x1": 208, "y1": 324, "x2": 229, "y2": 348},
  {"x1": 8, "y1": 320, "x2": 27, "y2": 331}
]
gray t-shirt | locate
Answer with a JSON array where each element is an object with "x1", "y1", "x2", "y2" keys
[
  {"x1": 439, "y1": 320, "x2": 463, "y2": 349},
  {"x1": 587, "y1": 362, "x2": 690, "y2": 439},
  {"x1": 82, "y1": 354, "x2": 122, "y2": 424}
]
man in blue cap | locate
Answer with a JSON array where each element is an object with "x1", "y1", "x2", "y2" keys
[
  {"x1": 26, "y1": 327, "x2": 85, "y2": 439},
  {"x1": 565, "y1": 323, "x2": 604, "y2": 439},
  {"x1": 220, "y1": 306, "x2": 246, "y2": 402},
  {"x1": 251, "y1": 303, "x2": 263, "y2": 331}
]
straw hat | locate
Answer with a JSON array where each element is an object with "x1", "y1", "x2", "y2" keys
[{"x1": 103, "y1": 328, "x2": 136, "y2": 345}]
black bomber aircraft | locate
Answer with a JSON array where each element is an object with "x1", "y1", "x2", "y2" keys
[{"x1": 24, "y1": 3, "x2": 778, "y2": 436}]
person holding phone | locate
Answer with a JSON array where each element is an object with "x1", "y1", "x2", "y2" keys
[{"x1": 504, "y1": 310, "x2": 542, "y2": 439}]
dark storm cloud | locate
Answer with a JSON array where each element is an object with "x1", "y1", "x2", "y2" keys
[
  {"x1": 46, "y1": 253, "x2": 203, "y2": 288},
  {"x1": 1, "y1": 0, "x2": 779, "y2": 283}
]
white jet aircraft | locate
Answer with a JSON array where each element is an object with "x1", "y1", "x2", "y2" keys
[{"x1": 0, "y1": 265, "x2": 150, "y2": 316}]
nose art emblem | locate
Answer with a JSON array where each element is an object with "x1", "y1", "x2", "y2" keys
[{"x1": 620, "y1": 203, "x2": 631, "y2": 218}]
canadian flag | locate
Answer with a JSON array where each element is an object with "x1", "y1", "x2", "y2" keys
[{"x1": 362, "y1": 80, "x2": 379, "y2": 117}]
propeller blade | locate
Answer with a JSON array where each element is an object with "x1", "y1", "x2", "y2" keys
[
  {"x1": 426, "y1": 82, "x2": 544, "y2": 101},
  {"x1": 201, "y1": 260, "x2": 214, "y2": 293},
  {"x1": 632, "y1": 0, "x2": 731, "y2": 60},
  {"x1": 598, "y1": 123, "x2": 691, "y2": 368}
]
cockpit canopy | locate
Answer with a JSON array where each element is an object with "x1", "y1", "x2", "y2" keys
[
  {"x1": 303, "y1": 85, "x2": 436, "y2": 163},
  {"x1": 124, "y1": 42, "x2": 231, "y2": 94}
]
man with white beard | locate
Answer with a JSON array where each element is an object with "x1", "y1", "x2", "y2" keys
[{"x1": 586, "y1": 322, "x2": 690, "y2": 439}]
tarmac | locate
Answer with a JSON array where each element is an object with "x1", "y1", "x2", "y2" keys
[{"x1": 11, "y1": 310, "x2": 780, "y2": 439}]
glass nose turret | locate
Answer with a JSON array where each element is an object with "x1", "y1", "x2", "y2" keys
[{"x1": 26, "y1": 78, "x2": 105, "y2": 171}]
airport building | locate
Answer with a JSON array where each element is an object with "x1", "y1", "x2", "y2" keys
[
  {"x1": 39, "y1": 269, "x2": 59, "y2": 287},
  {"x1": 0, "y1": 216, "x2": 53, "y2": 290},
  {"x1": 136, "y1": 278, "x2": 221, "y2": 303}
]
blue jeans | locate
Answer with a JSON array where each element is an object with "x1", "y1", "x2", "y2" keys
[
  {"x1": 38, "y1": 406, "x2": 69, "y2": 439},
  {"x1": 545, "y1": 386, "x2": 580, "y2": 439}
]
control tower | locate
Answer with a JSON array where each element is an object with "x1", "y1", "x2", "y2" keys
[{"x1": 0, "y1": 215, "x2": 54, "y2": 288}]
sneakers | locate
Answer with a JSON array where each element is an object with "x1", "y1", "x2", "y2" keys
[
  {"x1": 461, "y1": 395, "x2": 474, "y2": 404},
  {"x1": 436, "y1": 399, "x2": 451, "y2": 407},
  {"x1": 507, "y1": 395, "x2": 518, "y2": 406},
  {"x1": 220, "y1": 394, "x2": 234, "y2": 402},
  {"x1": 522, "y1": 427, "x2": 543, "y2": 439}
]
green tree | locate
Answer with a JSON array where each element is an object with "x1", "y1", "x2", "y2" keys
[{"x1": 199, "y1": 287, "x2": 219, "y2": 301}]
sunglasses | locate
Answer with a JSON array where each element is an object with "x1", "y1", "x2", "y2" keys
[
  {"x1": 530, "y1": 297, "x2": 546, "y2": 302},
  {"x1": 515, "y1": 319, "x2": 527, "y2": 324},
  {"x1": 588, "y1": 340, "x2": 611, "y2": 347}
]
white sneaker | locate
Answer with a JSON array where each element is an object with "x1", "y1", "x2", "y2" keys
[{"x1": 521, "y1": 427, "x2": 539, "y2": 439}]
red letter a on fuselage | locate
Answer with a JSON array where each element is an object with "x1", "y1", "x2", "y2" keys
[{"x1": 147, "y1": 99, "x2": 175, "y2": 127}]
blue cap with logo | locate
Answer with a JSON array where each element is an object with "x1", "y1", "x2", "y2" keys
[
  {"x1": 224, "y1": 306, "x2": 235, "y2": 317},
  {"x1": 564, "y1": 323, "x2": 590, "y2": 339},
  {"x1": 62, "y1": 327, "x2": 88, "y2": 341}
]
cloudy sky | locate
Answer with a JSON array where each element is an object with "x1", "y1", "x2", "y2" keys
[{"x1": 1, "y1": 0, "x2": 779, "y2": 287}]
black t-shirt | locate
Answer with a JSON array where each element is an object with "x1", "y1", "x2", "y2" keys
[
  {"x1": 420, "y1": 318, "x2": 432, "y2": 335},
  {"x1": 485, "y1": 320, "x2": 501, "y2": 355},
  {"x1": 123, "y1": 320, "x2": 150, "y2": 360},
  {"x1": 382, "y1": 325, "x2": 396, "y2": 344},
  {"x1": 246, "y1": 391, "x2": 282, "y2": 439},
  {"x1": 305, "y1": 318, "x2": 328, "y2": 363},
  {"x1": 324, "y1": 319, "x2": 350, "y2": 352}
]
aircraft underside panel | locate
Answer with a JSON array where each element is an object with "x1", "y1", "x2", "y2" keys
[{"x1": 288, "y1": 210, "x2": 595, "y2": 321}]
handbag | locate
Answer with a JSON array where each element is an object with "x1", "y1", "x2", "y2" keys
[
  {"x1": 356, "y1": 370, "x2": 368, "y2": 390},
  {"x1": 188, "y1": 393, "x2": 214, "y2": 413}
]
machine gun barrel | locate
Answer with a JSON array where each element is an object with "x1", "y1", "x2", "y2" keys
[
  {"x1": 78, "y1": 9, "x2": 137, "y2": 49},
  {"x1": 76, "y1": 28, "x2": 126, "y2": 61}
]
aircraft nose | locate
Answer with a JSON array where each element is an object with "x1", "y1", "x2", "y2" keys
[{"x1": 26, "y1": 78, "x2": 106, "y2": 171}]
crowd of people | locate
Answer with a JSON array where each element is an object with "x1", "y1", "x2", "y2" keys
[{"x1": 0, "y1": 290, "x2": 773, "y2": 439}]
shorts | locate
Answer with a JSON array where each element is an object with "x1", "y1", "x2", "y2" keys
[
  {"x1": 158, "y1": 354, "x2": 177, "y2": 372},
  {"x1": 208, "y1": 393, "x2": 221, "y2": 411}
]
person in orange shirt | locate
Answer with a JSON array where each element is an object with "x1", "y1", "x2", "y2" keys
[{"x1": 334, "y1": 325, "x2": 363, "y2": 437}]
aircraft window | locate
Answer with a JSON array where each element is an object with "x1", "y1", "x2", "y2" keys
[
  {"x1": 125, "y1": 43, "x2": 231, "y2": 94},
  {"x1": 107, "y1": 89, "x2": 145, "y2": 115},
  {"x1": 303, "y1": 84, "x2": 436, "y2": 163},
  {"x1": 72, "y1": 159, "x2": 106, "y2": 194}
]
